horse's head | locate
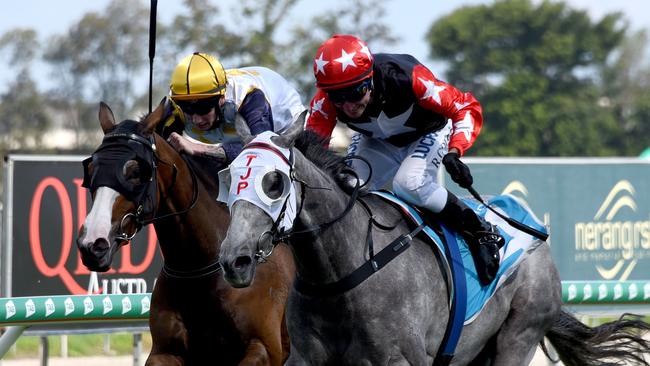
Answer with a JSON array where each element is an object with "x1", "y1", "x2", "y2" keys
[
  {"x1": 76, "y1": 102, "x2": 164, "y2": 271},
  {"x1": 218, "y1": 112, "x2": 305, "y2": 287}
]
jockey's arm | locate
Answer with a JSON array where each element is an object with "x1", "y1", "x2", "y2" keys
[
  {"x1": 221, "y1": 89, "x2": 273, "y2": 162},
  {"x1": 412, "y1": 65, "x2": 483, "y2": 156},
  {"x1": 305, "y1": 90, "x2": 338, "y2": 146},
  {"x1": 166, "y1": 133, "x2": 227, "y2": 162}
]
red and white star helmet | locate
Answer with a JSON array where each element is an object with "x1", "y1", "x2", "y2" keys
[{"x1": 313, "y1": 34, "x2": 374, "y2": 90}]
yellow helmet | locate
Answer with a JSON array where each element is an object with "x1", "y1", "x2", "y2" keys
[{"x1": 170, "y1": 52, "x2": 227, "y2": 100}]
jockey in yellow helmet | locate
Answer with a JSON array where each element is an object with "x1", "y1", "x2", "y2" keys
[{"x1": 159, "y1": 52, "x2": 306, "y2": 164}]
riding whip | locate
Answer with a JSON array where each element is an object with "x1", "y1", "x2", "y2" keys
[
  {"x1": 467, "y1": 186, "x2": 549, "y2": 241},
  {"x1": 148, "y1": 0, "x2": 158, "y2": 113}
]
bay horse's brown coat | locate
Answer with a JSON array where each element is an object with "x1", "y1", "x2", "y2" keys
[{"x1": 78, "y1": 102, "x2": 295, "y2": 365}]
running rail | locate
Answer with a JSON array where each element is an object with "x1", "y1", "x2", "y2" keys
[
  {"x1": 1, "y1": 283, "x2": 650, "y2": 357},
  {"x1": 0, "y1": 293, "x2": 150, "y2": 357},
  {"x1": 562, "y1": 280, "x2": 650, "y2": 305}
]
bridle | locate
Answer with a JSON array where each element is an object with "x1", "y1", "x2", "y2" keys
[
  {"x1": 233, "y1": 140, "x2": 423, "y2": 298},
  {"x1": 83, "y1": 130, "x2": 204, "y2": 276},
  {"x1": 231, "y1": 141, "x2": 365, "y2": 263}
]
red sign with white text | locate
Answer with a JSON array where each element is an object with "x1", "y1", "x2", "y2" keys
[{"x1": 3, "y1": 156, "x2": 163, "y2": 297}]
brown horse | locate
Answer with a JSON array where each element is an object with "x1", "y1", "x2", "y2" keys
[{"x1": 76, "y1": 102, "x2": 295, "y2": 365}]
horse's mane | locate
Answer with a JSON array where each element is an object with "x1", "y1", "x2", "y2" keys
[
  {"x1": 184, "y1": 154, "x2": 225, "y2": 197},
  {"x1": 293, "y1": 130, "x2": 353, "y2": 190}
]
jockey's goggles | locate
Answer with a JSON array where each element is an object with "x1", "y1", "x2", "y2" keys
[
  {"x1": 176, "y1": 96, "x2": 219, "y2": 115},
  {"x1": 327, "y1": 78, "x2": 373, "y2": 104}
]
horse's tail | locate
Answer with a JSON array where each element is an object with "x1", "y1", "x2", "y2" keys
[{"x1": 542, "y1": 309, "x2": 650, "y2": 365}]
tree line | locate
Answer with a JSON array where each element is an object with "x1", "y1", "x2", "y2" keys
[{"x1": 0, "y1": 0, "x2": 648, "y2": 157}]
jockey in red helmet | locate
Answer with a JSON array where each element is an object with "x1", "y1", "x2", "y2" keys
[{"x1": 306, "y1": 34, "x2": 504, "y2": 286}]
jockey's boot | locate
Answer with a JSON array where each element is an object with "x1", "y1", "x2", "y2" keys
[{"x1": 439, "y1": 193, "x2": 505, "y2": 286}]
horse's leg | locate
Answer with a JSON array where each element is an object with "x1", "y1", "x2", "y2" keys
[
  {"x1": 145, "y1": 354, "x2": 184, "y2": 366},
  {"x1": 284, "y1": 345, "x2": 309, "y2": 366},
  {"x1": 238, "y1": 339, "x2": 271, "y2": 366},
  {"x1": 146, "y1": 306, "x2": 189, "y2": 366},
  {"x1": 146, "y1": 281, "x2": 189, "y2": 366},
  {"x1": 492, "y1": 244, "x2": 562, "y2": 366},
  {"x1": 467, "y1": 334, "x2": 497, "y2": 366},
  {"x1": 237, "y1": 246, "x2": 294, "y2": 366},
  {"x1": 146, "y1": 312, "x2": 187, "y2": 366}
]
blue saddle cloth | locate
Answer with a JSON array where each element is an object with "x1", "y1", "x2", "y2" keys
[{"x1": 371, "y1": 191, "x2": 547, "y2": 323}]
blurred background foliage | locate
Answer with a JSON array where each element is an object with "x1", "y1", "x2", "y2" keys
[{"x1": 0, "y1": 0, "x2": 648, "y2": 157}]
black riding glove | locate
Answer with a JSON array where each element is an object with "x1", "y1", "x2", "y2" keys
[{"x1": 443, "y1": 152, "x2": 473, "y2": 188}]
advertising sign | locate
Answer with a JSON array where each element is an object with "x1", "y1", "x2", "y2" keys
[
  {"x1": 447, "y1": 158, "x2": 650, "y2": 282},
  {"x1": 2, "y1": 155, "x2": 163, "y2": 299}
]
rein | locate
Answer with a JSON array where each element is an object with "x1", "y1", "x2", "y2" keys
[
  {"x1": 267, "y1": 149, "x2": 417, "y2": 296},
  {"x1": 140, "y1": 153, "x2": 199, "y2": 225},
  {"x1": 272, "y1": 169, "x2": 362, "y2": 244},
  {"x1": 97, "y1": 132, "x2": 218, "y2": 279},
  {"x1": 112, "y1": 134, "x2": 200, "y2": 238}
]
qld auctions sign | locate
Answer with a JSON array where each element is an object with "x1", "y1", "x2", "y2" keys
[
  {"x1": 447, "y1": 158, "x2": 650, "y2": 282},
  {"x1": 2, "y1": 155, "x2": 163, "y2": 298}
]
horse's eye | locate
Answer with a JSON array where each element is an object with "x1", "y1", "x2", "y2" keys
[
  {"x1": 123, "y1": 159, "x2": 152, "y2": 185},
  {"x1": 261, "y1": 171, "x2": 284, "y2": 200},
  {"x1": 123, "y1": 160, "x2": 143, "y2": 185}
]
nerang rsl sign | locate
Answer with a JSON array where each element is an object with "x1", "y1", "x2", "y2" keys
[
  {"x1": 447, "y1": 158, "x2": 650, "y2": 282},
  {"x1": 2, "y1": 155, "x2": 163, "y2": 298}
]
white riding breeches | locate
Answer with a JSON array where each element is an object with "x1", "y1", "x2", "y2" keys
[{"x1": 346, "y1": 121, "x2": 453, "y2": 213}]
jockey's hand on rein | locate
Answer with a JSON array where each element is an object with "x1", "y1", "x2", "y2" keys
[{"x1": 443, "y1": 152, "x2": 473, "y2": 189}]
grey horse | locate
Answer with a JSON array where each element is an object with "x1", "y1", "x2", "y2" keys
[{"x1": 218, "y1": 114, "x2": 650, "y2": 365}]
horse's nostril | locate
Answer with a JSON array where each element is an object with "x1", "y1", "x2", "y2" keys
[
  {"x1": 234, "y1": 256, "x2": 252, "y2": 269},
  {"x1": 91, "y1": 238, "x2": 110, "y2": 255}
]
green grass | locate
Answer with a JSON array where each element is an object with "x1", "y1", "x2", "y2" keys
[{"x1": 3, "y1": 332, "x2": 152, "y2": 359}]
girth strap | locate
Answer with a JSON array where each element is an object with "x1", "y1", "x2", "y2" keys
[{"x1": 432, "y1": 223, "x2": 467, "y2": 365}]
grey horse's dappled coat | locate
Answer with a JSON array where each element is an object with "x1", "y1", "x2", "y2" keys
[{"x1": 219, "y1": 115, "x2": 650, "y2": 365}]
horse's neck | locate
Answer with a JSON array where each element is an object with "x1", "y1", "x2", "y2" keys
[
  {"x1": 290, "y1": 155, "x2": 371, "y2": 285},
  {"x1": 152, "y1": 143, "x2": 227, "y2": 269}
]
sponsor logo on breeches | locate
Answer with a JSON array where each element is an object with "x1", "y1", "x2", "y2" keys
[
  {"x1": 410, "y1": 132, "x2": 447, "y2": 169},
  {"x1": 346, "y1": 134, "x2": 363, "y2": 166}
]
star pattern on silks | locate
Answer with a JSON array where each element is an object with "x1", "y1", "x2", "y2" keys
[
  {"x1": 454, "y1": 101, "x2": 470, "y2": 110},
  {"x1": 311, "y1": 97, "x2": 328, "y2": 118},
  {"x1": 358, "y1": 41, "x2": 372, "y2": 60},
  {"x1": 334, "y1": 49, "x2": 357, "y2": 72},
  {"x1": 366, "y1": 105, "x2": 417, "y2": 138},
  {"x1": 314, "y1": 53, "x2": 329, "y2": 75},
  {"x1": 453, "y1": 111, "x2": 474, "y2": 142},
  {"x1": 418, "y1": 77, "x2": 446, "y2": 105}
]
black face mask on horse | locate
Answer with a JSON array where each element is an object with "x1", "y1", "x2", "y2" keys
[{"x1": 82, "y1": 120, "x2": 158, "y2": 237}]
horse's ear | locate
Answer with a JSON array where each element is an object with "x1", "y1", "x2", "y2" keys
[
  {"x1": 98, "y1": 102, "x2": 116, "y2": 134},
  {"x1": 272, "y1": 110, "x2": 306, "y2": 148},
  {"x1": 235, "y1": 113, "x2": 254, "y2": 145},
  {"x1": 142, "y1": 100, "x2": 165, "y2": 135}
]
